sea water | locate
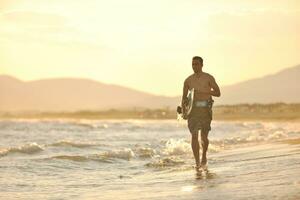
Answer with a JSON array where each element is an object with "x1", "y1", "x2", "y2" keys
[{"x1": 0, "y1": 119, "x2": 299, "y2": 200}]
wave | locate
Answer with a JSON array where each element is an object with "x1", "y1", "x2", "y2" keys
[
  {"x1": 49, "y1": 148, "x2": 135, "y2": 163},
  {"x1": 48, "y1": 140, "x2": 98, "y2": 148},
  {"x1": 0, "y1": 140, "x2": 101, "y2": 158},
  {"x1": 210, "y1": 130, "x2": 289, "y2": 147},
  {"x1": 134, "y1": 147, "x2": 157, "y2": 158},
  {"x1": 67, "y1": 121, "x2": 110, "y2": 130},
  {"x1": 161, "y1": 138, "x2": 223, "y2": 155},
  {"x1": 159, "y1": 130, "x2": 291, "y2": 156},
  {"x1": 0, "y1": 142, "x2": 44, "y2": 157},
  {"x1": 51, "y1": 155, "x2": 90, "y2": 162},
  {"x1": 145, "y1": 157, "x2": 185, "y2": 168},
  {"x1": 162, "y1": 138, "x2": 191, "y2": 156},
  {"x1": 100, "y1": 148, "x2": 135, "y2": 160},
  {"x1": 49, "y1": 154, "x2": 113, "y2": 163}
]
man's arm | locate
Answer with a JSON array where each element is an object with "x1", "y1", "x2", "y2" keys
[
  {"x1": 209, "y1": 76, "x2": 221, "y2": 97},
  {"x1": 181, "y1": 79, "x2": 189, "y2": 107}
]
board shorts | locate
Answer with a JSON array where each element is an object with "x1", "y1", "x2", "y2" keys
[{"x1": 187, "y1": 103, "x2": 212, "y2": 134}]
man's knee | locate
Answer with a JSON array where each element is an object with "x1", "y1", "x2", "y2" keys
[
  {"x1": 201, "y1": 135, "x2": 208, "y2": 141},
  {"x1": 192, "y1": 133, "x2": 198, "y2": 139},
  {"x1": 201, "y1": 138, "x2": 209, "y2": 147},
  {"x1": 201, "y1": 131, "x2": 209, "y2": 143}
]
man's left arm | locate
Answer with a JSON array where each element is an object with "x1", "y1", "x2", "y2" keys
[{"x1": 209, "y1": 76, "x2": 221, "y2": 97}]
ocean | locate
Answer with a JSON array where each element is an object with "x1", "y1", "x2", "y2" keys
[{"x1": 0, "y1": 119, "x2": 299, "y2": 200}]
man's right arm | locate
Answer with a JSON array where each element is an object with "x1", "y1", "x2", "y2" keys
[
  {"x1": 181, "y1": 79, "x2": 189, "y2": 108},
  {"x1": 209, "y1": 75, "x2": 221, "y2": 97}
]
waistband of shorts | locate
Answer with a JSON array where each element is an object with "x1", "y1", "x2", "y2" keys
[{"x1": 193, "y1": 100, "x2": 210, "y2": 107}]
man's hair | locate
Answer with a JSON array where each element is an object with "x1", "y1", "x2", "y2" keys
[{"x1": 192, "y1": 56, "x2": 203, "y2": 64}]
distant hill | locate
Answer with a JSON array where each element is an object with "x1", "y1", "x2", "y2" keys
[
  {"x1": 218, "y1": 64, "x2": 300, "y2": 104},
  {"x1": 0, "y1": 64, "x2": 299, "y2": 111},
  {"x1": 0, "y1": 76, "x2": 178, "y2": 111}
]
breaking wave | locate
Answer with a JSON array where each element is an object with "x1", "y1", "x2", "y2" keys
[
  {"x1": 49, "y1": 148, "x2": 135, "y2": 162},
  {"x1": 162, "y1": 138, "x2": 191, "y2": 156},
  {"x1": 0, "y1": 142, "x2": 44, "y2": 157},
  {"x1": 101, "y1": 148, "x2": 135, "y2": 160},
  {"x1": 134, "y1": 147, "x2": 157, "y2": 158}
]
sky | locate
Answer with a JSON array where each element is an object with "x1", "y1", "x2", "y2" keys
[{"x1": 0, "y1": 0, "x2": 299, "y2": 96}]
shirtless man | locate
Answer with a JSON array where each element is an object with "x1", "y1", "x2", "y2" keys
[{"x1": 181, "y1": 56, "x2": 221, "y2": 168}]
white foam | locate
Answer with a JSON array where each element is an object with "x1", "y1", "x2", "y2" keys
[
  {"x1": 101, "y1": 148, "x2": 135, "y2": 160},
  {"x1": 162, "y1": 138, "x2": 191, "y2": 156},
  {"x1": 1, "y1": 142, "x2": 44, "y2": 157}
]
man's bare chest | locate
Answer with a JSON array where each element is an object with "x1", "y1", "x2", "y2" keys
[{"x1": 188, "y1": 77, "x2": 210, "y2": 90}]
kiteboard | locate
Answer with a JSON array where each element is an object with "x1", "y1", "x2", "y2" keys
[{"x1": 177, "y1": 88, "x2": 194, "y2": 120}]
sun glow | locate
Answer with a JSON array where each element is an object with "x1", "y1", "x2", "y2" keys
[{"x1": 1, "y1": 0, "x2": 299, "y2": 96}]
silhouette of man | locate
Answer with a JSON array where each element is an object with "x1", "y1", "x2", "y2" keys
[{"x1": 181, "y1": 56, "x2": 221, "y2": 169}]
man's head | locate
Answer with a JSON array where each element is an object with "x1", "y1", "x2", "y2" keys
[{"x1": 192, "y1": 56, "x2": 203, "y2": 73}]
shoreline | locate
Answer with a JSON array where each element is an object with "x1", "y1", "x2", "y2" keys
[
  {"x1": 0, "y1": 115, "x2": 299, "y2": 122},
  {"x1": 1, "y1": 103, "x2": 299, "y2": 122}
]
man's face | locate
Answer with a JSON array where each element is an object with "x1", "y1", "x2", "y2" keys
[{"x1": 192, "y1": 59, "x2": 203, "y2": 73}]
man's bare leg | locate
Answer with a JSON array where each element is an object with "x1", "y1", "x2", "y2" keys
[
  {"x1": 191, "y1": 132, "x2": 200, "y2": 167},
  {"x1": 200, "y1": 130, "x2": 209, "y2": 166}
]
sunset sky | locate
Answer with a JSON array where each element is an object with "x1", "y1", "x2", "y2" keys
[{"x1": 0, "y1": 0, "x2": 299, "y2": 96}]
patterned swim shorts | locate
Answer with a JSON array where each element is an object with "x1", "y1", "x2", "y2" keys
[{"x1": 187, "y1": 106, "x2": 212, "y2": 134}]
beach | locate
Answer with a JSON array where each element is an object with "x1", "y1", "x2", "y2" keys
[{"x1": 0, "y1": 119, "x2": 299, "y2": 199}]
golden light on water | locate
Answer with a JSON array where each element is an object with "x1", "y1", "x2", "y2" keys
[{"x1": 181, "y1": 185, "x2": 197, "y2": 192}]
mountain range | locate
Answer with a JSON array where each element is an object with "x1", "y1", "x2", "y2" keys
[{"x1": 0, "y1": 64, "x2": 299, "y2": 111}]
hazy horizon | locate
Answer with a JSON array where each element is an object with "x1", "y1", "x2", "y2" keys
[{"x1": 1, "y1": 63, "x2": 299, "y2": 97}]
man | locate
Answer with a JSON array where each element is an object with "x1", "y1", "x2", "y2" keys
[{"x1": 181, "y1": 56, "x2": 221, "y2": 169}]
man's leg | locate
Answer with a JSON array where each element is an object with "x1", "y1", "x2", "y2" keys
[
  {"x1": 191, "y1": 132, "x2": 200, "y2": 166},
  {"x1": 200, "y1": 130, "x2": 209, "y2": 165}
]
